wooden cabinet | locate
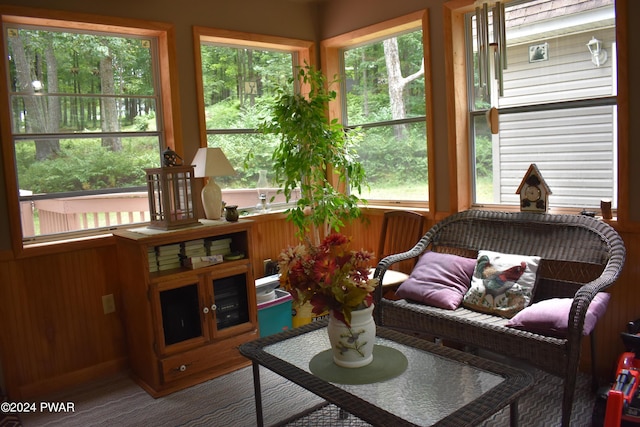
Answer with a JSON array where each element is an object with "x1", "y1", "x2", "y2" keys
[{"x1": 113, "y1": 220, "x2": 258, "y2": 397}]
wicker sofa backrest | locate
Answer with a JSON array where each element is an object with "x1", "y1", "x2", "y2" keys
[{"x1": 425, "y1": 210, "x2": 619, "y2": 302}]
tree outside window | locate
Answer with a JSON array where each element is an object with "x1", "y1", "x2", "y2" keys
[
  {"x1": 196, "y1": 30, "x2": 311, "y2": 212},
  {"x1": 6, "y1": 22, "x2": 164, "y2": 239},
  {"x1": 343, "y1": 29, "x2": 428, "y2": 203}
]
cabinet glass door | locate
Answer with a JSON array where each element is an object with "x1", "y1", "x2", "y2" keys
[
  {"x1": 159, "y1": 283, "x2": 203, "y2": 346},
  {"x1": 212, "y1": 273, "x2": 249, "y2": 331}
]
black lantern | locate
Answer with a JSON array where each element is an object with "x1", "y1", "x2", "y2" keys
[{"x1": 145, "y1": 165, "x2": 199, "y2": 230}]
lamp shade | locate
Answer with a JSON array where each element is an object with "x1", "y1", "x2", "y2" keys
[
  {"x1": 191, "y1": 147, "x2": 236, "y2": 220},
  {"x1": 191, "y1": 147, "x2": 236, "y2": 178}
]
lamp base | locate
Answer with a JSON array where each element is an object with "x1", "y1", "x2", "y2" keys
[{"x1": 201, "y1": 177, "x2": 222, "y2": 220}]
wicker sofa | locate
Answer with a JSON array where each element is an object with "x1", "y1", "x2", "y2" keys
[{"x1": 373, "y1": 210, "x2": 625, "y2": 427}]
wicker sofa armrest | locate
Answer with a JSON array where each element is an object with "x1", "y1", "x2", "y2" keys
[
  {"x1": 373, "y1": 233, "x2": 431, "y2": 306},
  {"x1": 568, "y1": 237, "x2": 626, "y2": 337}
]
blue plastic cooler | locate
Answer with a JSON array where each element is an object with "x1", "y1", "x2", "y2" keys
[{"x1": 256, "y1": 275, "x2": 293, "y2": 337}]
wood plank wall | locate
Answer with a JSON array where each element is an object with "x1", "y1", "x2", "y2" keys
[
  {"x1": 0, "y1": 242, "x2": 128, "y2": 399},
  {"x1": 0, "y1": 210, "x2": 637, "y2": 399}
]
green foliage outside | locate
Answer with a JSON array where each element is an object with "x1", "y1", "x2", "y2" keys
[
  {"x1": 10, "y1": 26, "x2": 160, "y2": 196},
  {"x1": 475, "y1": 134, "x2": 492, "y2": 179},
  {"x1": 200, "y1": 30, "x2": 430, "y2": 202},
  {"x1": 16, "y1": 134, "x2": 159, "y2": 193},
  {"x1": 354, "y1": 122, "x2": 427, "y2": 190},
  {"x1": 15, "y1": 108, "x2": 159, "y2": 194},
  {"x1": 342, "y1": 30, "x2": 428, "y2": 197},
  {"x1": 16, "y1": 28, "x2": 433, "y2": 200},
  {"x1": 199, "y1": 44, "x2": 291, "y2": 190},
  {"x1": 200, "y1": 98, "x2": 278, "y2": 189},
  {"x1": 473, "y1": 113, "x2": 494, "y2": 203}
]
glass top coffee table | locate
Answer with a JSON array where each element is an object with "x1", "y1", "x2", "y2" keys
[{"x1": 239, "y1": 320, "x2": 533, "y2": 426}]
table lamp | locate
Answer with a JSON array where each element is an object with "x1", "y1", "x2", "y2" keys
[{"x1": 191, "y1": 147, "x2": 236, "y2": 220}]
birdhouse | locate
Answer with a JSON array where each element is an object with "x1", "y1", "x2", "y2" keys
[{"x1": 516, "y1": 164, "x2": 551, "y2": 213}]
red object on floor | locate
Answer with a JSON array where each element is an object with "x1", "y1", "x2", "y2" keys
[
  {"x1": 605, "y1": 390, "x2": 624, "y2": 427},
  {"x1": 603, "y1": 349, "x2": 640, "y2": 425}
]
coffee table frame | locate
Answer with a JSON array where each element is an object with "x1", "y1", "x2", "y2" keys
[{"x1": 239, "y1": 320, "x2": 533, "y2": 427}]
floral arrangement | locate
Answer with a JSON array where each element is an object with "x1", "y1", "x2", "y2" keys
[{"x1": 278, "y1": 233, "x2": 379, "y2": 327}]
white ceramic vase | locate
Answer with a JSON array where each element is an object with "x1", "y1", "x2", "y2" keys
[{"x1": 327, "y1": 304, "x2": 375, "y2": 368}]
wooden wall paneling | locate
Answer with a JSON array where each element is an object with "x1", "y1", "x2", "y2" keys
[
  {"x1": 0, "y1": 245, "x2": 128, "y2": 399},
  {"x1": 0, "y1": 259, "x2": 24, "y2": 397},
  {"x1": 1, "y1": 213, "x2": 636, "y2": 399},
  {"x1": 250, "y1": 214, "x2": 299, "y2": 279},
  {"x1": 341, "y1": 212, "x2": 384, "y2": 263},
  {"x1": 588, "y1": 229, "x2": 640, "y2": 381},
  {"x1": 349, "y1": 210, "x2": 432, "y2": 265},
  {"x1": 249, "y1": 209, "x2": 410, "y2": 277}
]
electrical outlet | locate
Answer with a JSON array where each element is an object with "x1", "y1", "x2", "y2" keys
[{"x1": 102, "y1": 294, "x2": 116, "y2": 314}]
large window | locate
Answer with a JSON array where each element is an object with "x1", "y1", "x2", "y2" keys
[
  {"x1": 1, "y1": 12, "x2": 175, "y2": 242},
  {"x1": 467, "y1": 0, "x2": 617, "y2": 210},
  {"x1": 195, "y1": 28, "x2": 312, "y2": 212},
  {"x1": 342, "y1": 28, "x2": 428, "y2": 203}
]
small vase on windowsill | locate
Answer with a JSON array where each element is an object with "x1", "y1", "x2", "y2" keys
[
  {"x1": 327, "y1": 304, "x2": 375, "y2": 368},
  {"x1": 255, "y1": 170, "x2": 271, "y2": 213}
]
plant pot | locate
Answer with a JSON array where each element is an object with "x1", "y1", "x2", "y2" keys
[{"x1": 327, "y1": 304, "x2": 375, "y2": 368}]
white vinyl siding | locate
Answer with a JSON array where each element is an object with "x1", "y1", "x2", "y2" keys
[
  {"x1": 488, "y1": 26, "x2": 616, "y2": 207},
  {"x1": 500, "y1": 29, "x2": 615, "y2": 107},
  {"x1": 493, "y1": 105, "x2": 615, "y2": 207}
]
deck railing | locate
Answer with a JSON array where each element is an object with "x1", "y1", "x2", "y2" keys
[{"x1": 20, "y1": 188, "x2": 295, "y2": 237}]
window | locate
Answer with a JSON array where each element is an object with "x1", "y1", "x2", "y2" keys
[
  {"x1": 322, "y1": 14, "x2": 428, "y2": 206},
  {"x1": 342, "y1": 28, "x2": 428, "y2": 204},
  {"x1": 467, "y1": 0, "x2": 617, "y2": 210},
  {"x1": 1, "y1": 11, "x2": 176, "y2": 243},
  {"x1": 194, "y1": 28, "x2": 312, "y2": 212}
]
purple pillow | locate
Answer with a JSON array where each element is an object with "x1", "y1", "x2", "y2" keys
[
  {"x1": 506, "y1": 293, "x2": 610, "y2": 338},
  {"x1": 395, "y1": 251, "x2": 476, "y2": 310}
]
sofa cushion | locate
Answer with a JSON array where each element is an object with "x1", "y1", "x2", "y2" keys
[
  {"x1": 395, "y1": 251, "x2": 476, "y2": 310},
  {"x1": 463, "y1": 250, "x2": 541, "y2": 318},
  {"x1": 506, "y1": 293, "x2": 610, "y2": 338}
]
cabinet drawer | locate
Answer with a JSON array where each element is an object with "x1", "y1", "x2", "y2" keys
[
  {"x1": 160, "y1": 331, "x2": 256, "y2": 382},
  {"x1": 160, "y1": 344, "x2": 219, "y2": 382}
]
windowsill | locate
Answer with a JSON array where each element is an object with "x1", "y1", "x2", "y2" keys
[
  {"x1": 18, "y1": 232, "x2": 115, "y2": 258},
  {"x1": 469, "y1": 204, "x2": 619, "y2": 225},
  {"x1": 363, "y1": 203, "x2": 428, "y2": 211}
]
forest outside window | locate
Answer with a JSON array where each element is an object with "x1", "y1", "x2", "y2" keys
[
  {"x1": 341, "y1": 27, "x2": 428, "y2": 205},
  {"x1": 467, "y1": 0, "x2": 617, "y2": 210},
  {"x1": 195, "y1": 29, "x2": 311, "y2": 213},
  {"x1": 3, "y1": 14, "x2": 170, "y2": 242}
]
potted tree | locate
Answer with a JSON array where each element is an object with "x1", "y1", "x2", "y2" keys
[
  {"x1": 258, "y1": 63, "x2": 368, "y2": 244},
  {"x1": 255, "y1": 63, "x2": 378, "y2": 334}
]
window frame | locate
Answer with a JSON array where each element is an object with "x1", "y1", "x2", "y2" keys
[
  {"x1": 0, "y1": 6, "x2": 182, "y2": 255},
  {"x1": 444, "y1": 0, "x2": 629, "y2": 222},
  {"x1": 320, "y1": 10, "x2": 434, "y2": 214}
]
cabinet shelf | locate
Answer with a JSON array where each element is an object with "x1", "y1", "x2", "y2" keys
[
  {"x1": 148, "y1": 258, "x2": 249, "y2": 283},
  {"x1": 114, "y1": 219, "x2": 258, "y2": 397}
]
